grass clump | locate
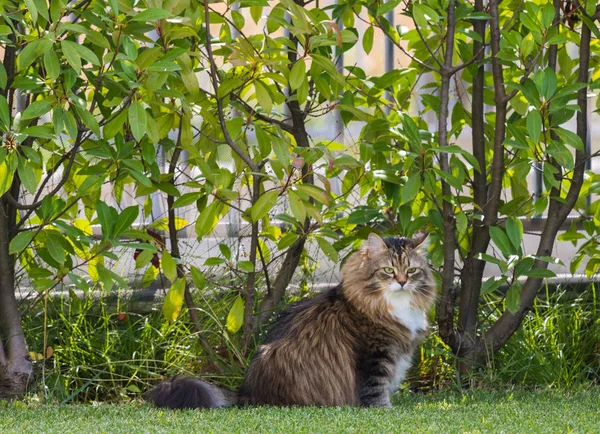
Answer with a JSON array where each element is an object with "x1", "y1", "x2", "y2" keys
[{"x1": 22, "y1": 289, "x2": 244, "y2": 403}]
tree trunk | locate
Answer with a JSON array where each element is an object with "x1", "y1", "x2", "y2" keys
[{"x1": 0, "y1": 200, "x2": 33, "y2": 399}]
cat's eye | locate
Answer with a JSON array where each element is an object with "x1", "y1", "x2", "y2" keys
[
  {"x1": 407, "y1": 267, "x2": 417, "y2": 274},
  {"x1": 382, "y1": 267, "x2": 394, "y2": 274}
]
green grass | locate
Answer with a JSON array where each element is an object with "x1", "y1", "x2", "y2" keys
[{"x1": 1, "y1": 390, "x2": 599, "y2": 433}]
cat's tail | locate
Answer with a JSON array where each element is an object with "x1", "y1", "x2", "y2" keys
[{"x1": 146, "y1": 376, "x2": 238, "y2": 409}]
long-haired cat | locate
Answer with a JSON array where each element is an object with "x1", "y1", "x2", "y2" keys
[{"x1": 148, "y1": 232, "x2": 436, "y2": 408}]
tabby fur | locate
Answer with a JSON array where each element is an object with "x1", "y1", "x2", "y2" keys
[{"x1": 147, "y1": 232, "x2": 436, "y2": 408}]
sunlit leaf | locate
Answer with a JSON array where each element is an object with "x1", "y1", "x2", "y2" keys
[{"x1": 226, "y1": 295, "x2": 245, "y2": 333}]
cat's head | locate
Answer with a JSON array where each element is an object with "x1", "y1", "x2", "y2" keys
[{"x1": 342, "y1": 232, "x2": 436, "y2": 312}]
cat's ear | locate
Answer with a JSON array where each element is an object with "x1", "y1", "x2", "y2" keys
[
  {"x1": 411, "y1": 232, "x2": 429, "y2": 250},
  {"x1": 362, "y1": 233, "x2": 388, "y2": 257}
]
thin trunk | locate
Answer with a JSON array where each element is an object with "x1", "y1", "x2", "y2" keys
[
  {"x1": 255, "y1": 22, "x2": 314, "y2": 327},
  {"x1": 242, "y1": 175, "x2": 261, "y2": 349},
  {"x1": 454, "y1": 0, "x2": 507, "y2": 373},
  {"x1": 167, "y1": 147, "x2": 223, "y2": 370},
  {"x1": 437, "y1": 0, "x2": 467, "y2": 358},
  {"x1": 485, "y1": 12, "x2": 592, "y2": 351},
  {"x1": 0, "y1": 200, "x2": 33, "y2": 399}
]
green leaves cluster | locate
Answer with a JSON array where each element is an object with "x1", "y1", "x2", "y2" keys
[{"x1": 2, "y1": 0, "x2": 599, "y2": 339}]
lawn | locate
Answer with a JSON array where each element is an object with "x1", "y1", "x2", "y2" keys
[{"x1": 1, "y1": 390, "x2": 598, "y2": 433}]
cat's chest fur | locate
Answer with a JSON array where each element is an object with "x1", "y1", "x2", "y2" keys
[{"x1": 383, "y1": 291, "x2": 428, "y2": 340}]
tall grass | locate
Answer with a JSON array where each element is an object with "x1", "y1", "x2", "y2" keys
[
  {"x1": 480, "y1": 283, "x2": 600, "y2": 388},
  {"x1": 21, "y1": 283, "x2": 600, "y2": 402},
  {"x1": 22, "y1": 289, "x2": 245, "y2": 403}
]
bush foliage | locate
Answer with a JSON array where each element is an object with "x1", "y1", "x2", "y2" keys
[{"x1": 1, "y1": 0, "x2": 600, "y2": 397}]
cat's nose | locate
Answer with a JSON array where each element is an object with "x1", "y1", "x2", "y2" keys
[{"x1": 397, "y1": 278, "x2": 407, "y2": 286}]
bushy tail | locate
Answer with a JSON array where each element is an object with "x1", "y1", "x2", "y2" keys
[{"x1": 147, "y1": 377, "x2": 238, "y2": 409}]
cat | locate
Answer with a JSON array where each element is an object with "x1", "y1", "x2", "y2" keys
[{"x1": 147, "y1": 232, "x2": 436, "y2": 408}]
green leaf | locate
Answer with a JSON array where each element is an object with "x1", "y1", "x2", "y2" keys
[
  {"x1": 130, "y1": 8, "x2": 172, "y2": 22},
  {"x1": 104, "y1": 110, "x2": 128, "y2": 140},
  {"x1": 376, "y1": 0, "x2": 401, "y2": 17},
  {"x1": 237, "y1": 261, "x2": 255, "y2": 273},
  {"x1": 254, "y1": 80, "x2": 272, "y2": 114},
  {"x1": 505, "y1": 217, "x2": 523, "y2": 250},
  {"x1": 17, "y1": 159, "x2": 38, "y2": 193},
  {"x1": 219, "y1": 243, "x2": 231, "y2": 260},
  {"x1": 401, "y1": 175, "x2": 421, "y2": 203},
  {"x1": 522, "y1": 268, "x2": 556, "y2": 278},
  {"x1": 142, "y1": 265, "x2": 158, "y2": 288},
  {"x1": 506, "y1": 283, "x2": 521, "y2": 313},
  {"x1": 163, "y1": 277, "x2": 186, "y2": 322},
  {"x1": 413, "y1": 4, "x2": 439, "y2": 29},
  {"x1": 161, "y1": 251, "x2": 177, "y2": 282},
  {"x1": 0, "y1": 61, "x2": 7, "y2": 90},
  {"x1": 129, "y1": 101, "x2": 147, "y2": 141},
  {"x1": 66, "y1": 40, "x2": 99, "y2": 66},
  {"x1": 43, "y1": 50, "x2": 60, "y2": 82},
  {"x1": 250, "y1": 191, "x2": 278, "y2": 222},
  {"x1": 553, "y1": 127, "x2": 584, "y2": 152},
  {"x1": 489, "y1": 226, "x2": 514, "y2": 258},
  {"x1": 190, "y1": 266, "x2": 206, "y2": 290},
  {"x1": 362, "y1": 26, "x2": 374, "y2": 54},
  {"x1": 24, "y1": 0, "x2": 38, "y2": 23},
  {"x1": 195, "y1": 202, "x2": 220, "y2": 239},
  {"x1": 173, "y1": 192, "x2": 202, "y2": 208},
  {"x1": 75, "y1": 107, "x2": 101, "y2": 138},
  {"x1": 480, "y1": 276, "x2": 507, "y2": 295},
  {"x1": 255, "y1": 125, "x2": 271, "y2": 158},
  {"x1": 9, "y1": 231, "x2": 35, "y2": 254},
  {"x1": 96, "y1": 201, "x2": 116, "y2": 240},
  {"x1": 226, "y1": 295, "x2": 245, "y2": 333},
  {"x1": 0, "y1": 95, "x2": 9, "y2": 129},
  {"x1": 204, "y1": 257, "x2": 225, "y2": 266},
  {"x1": 61, "y1": 40, "x2": 82, "y2": 74},
  {"x1": 288, "y1": 190, "x2": 306, "y2": 223},
  {"x1": 18, "y1": 39, "x2": 53, "y2": 71},
  {"x1": 21, "y1": 100, "x2": 51, "y2": 121},
  {"x1": 317, "y1": 237, "x2": 338, "y2": 262},
  {"x1": 68, "y1": 273, "x2": 90, "y2": 292},
  {"x1": 45, "y1": 231, "x2": 66, "y2": 264},
  {"x1": 135, "y1": 250, "x2": 154, "y2": 269},
  {"x1": 526, "y1": 110, "x2": 542, "y2": 143},
  {"x1": 113, "y1": 206, "x2": 139, "y2": 237},
  {"x1": 0, "y1": 161, "x2": 15, "y2": 196},
  {"x1": 289, "y1": 59, "x2": 306, "y2": 91}
]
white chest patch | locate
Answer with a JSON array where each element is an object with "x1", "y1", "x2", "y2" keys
[
  {"x1": 383, "y1": 291, "x2": 428, "y2": 340},
  {"x1": 389, "y1": 356, "x2": 412, "y2": 392}
]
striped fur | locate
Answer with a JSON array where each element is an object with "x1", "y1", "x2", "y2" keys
[{"x1": 148, "y1": 233, "x2": 436, "y2": 408}]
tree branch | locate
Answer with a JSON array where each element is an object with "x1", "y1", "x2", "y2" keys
[
  {"x1": 485, "y1": 11, "x2": 592, "y2": 351},
  {"x1": 4, "y1": 128, "x2": 85, "y2": 214},
  {"x1": 166, "y1": 129, "x2": 223, "y2": 371},
  {"x1": 484, "y1": 0, "x2": 508, "y2": 227},
  {"x1": 203, "y1": 3, "x2": 258, "y2": 173},
  {"x1": 437, "y1": 0, "x2": 460, "y2": 353}
]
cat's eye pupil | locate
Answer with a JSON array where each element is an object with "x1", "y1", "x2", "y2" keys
[
  {"x1": 407, "y1": 267, "x2": 417, "y2": 273},
  {"x1": 383, "y1": 267, "x2": 394, "y2": 274}
]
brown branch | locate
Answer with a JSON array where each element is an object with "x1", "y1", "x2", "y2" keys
[
  {"x1": 485, "y1": 12, "x2": 592, "y2": 351},
  {"x1": 371, "y1": 15, "x2": 442, "y2": 74},
  {"x1": 3, "y1": 129, "x2": 84, "y2": 211},
  {"x1": 167, "y1": 128, "x2": 223, "y2": 370},
  {"x1": 242, "y1": 175, "x2": 261, "y2": 350},
  {"x1": 437, "y1": 0, "x2": 461, "y2": 353},
  {"x1": 231, "y1": 93, "x2": 294, "y2": 134},
  {"x1": 484, "y1": 0, "x2": 508, "y2": 227},
  {"x1": 413, "y1": 16, "x2": 444, "y2": 69},
  {"x1": 0, "y1": 200, "x2": 32, "y2": 388},
  {"x1": 204, "y1": 2, "x2": 258, "y2": 172}
]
